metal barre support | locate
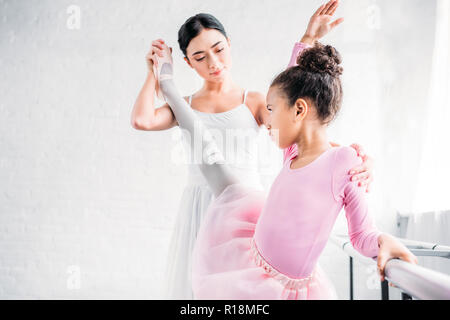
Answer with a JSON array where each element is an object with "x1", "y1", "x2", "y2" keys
[
  {"x1": 349, "y1": 257, "x2": 353, "y2": 300},
  {"x1": 330, "y1": 234, "x2": 450, "y2": 300}
]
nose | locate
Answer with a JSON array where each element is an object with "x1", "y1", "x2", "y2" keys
[{"x1": 208, "y1": 55, "x2": 220, "y2": 70}]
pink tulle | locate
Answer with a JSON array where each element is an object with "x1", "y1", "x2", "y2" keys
[{"x1": 191, "y1": 183, "x2": 338, "y2": 300}]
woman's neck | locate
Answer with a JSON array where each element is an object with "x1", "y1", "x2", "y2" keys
[{"x1": 200, "y1": 74, "x2": 238, "y2": 95}]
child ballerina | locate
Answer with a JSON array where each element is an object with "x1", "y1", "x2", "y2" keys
[
  {"x1": 134, "y1": 0, "x2": 375, "y2": 299},
  {"x1": 152, "y1": 38, "x2": 418, "y2": 299}
]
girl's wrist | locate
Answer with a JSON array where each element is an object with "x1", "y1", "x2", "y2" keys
[
  {"x1": 377, "y1": 233, "x2": 383, "y2": 248},
  {"x1": 377, "y1": 233, "x2": 389, "y2": 248},
  {"x1": 300, "y1": 34, "x2": 316, "y2": 45}
]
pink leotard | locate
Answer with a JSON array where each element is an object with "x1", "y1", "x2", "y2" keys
[
  {"x1": 252, "y1": 42, "x2": 382, "y2": 278},
  {"x1": 253, "y1": 145, "x2": 382, "y2": 278}
]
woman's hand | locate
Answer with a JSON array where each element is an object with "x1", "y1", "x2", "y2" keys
[
  {"x1": 146, "y1": 39, "x2": 173, "y2": 73},
  {"x1": 301, "y1": 0, "x2": 344, "y2": 45},
  {"x1": 377, "y1": 233, "x2": 418, "y2": 283},
  {"x1": 330, "y1": 142, "x2": 374, "y2": 192},
  {"x1": 349, "y1": 143, "x2": 374, "y2": 193}
]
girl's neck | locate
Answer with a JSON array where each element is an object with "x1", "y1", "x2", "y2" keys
[{"x1": 294, "y1": 126, "x2": 331, "y2": 158}]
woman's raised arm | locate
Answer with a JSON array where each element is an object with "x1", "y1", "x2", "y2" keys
[{"x1": 131, "y1": 39, "x2": 180, "y2": 131}]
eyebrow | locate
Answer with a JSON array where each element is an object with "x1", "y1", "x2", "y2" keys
[{"x1": 192, "y1": 41, "x2": 222, "y2": 56}]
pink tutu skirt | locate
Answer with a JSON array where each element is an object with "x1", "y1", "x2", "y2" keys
[{"x1": 191, "y1": 183, "x2": 338, "y2": 300}]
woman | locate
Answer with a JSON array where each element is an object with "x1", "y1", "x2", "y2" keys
[{"x1": 131, "y1": 0, "x2": 372, "y2": 299}]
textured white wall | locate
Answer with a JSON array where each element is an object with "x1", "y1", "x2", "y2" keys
[{"x1": 0, "y1": 0, "x2": 436, "y2": 299}]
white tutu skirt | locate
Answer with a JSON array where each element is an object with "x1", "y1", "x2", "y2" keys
[
  {"x1": 192, "y1": 183, "x2": 339, "y2": 300},
  {"x1": 163, "y1": 184, "x2": 215, "y2": 299}
]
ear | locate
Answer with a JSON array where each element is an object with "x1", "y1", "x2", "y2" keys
[
  {"x1": 184, "y1": 56, "x2": 193, "y2": 69},
  {"x1": 293, "y1": 98, "x2": 308, "y2": 121},
  {"x1": 227, "y1": 37, "x2": 231, "y2": 48}
]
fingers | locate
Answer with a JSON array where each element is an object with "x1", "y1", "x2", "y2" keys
[
  {"x1": 148, "y1": 44, "x2": 163, "y2": 57},
  {"x1": 352, "y1": 173, "x2": 373, "y2": 188},
  {"x1": 146, "y1": 52, "x2": 154, "y2": 63},
  {"x1": 152, "y1": 47, "x2": 164, "y2": 57},
  {"x1": 377, "y1": 253, "x2": 388, "y2": 282},
  {"x1": 349, "y1": 163, "x2": 367, "y2": 175},
  {"x1": 320, "y1": 0, "x2": 336, "y2": 15},
  {"x1": 329, "y1": 141, "x2": 340, "y2": 147},
  {"x1": 314, "y1": 4, "x2": 326, "y2": 17},
  {"x1": 359, "y1": 177, "x2": 371, "y2": 187},
  {"x1": 328, "y1": 1, "x2": 339, "y2": 16},
  {"x1": 350, "y1": 143, "x2": 364, "y2": 157},
  {"x1": 350, "y1": 171, "x2": 368, "y2": 182},
  {"x1": 152, "y1": 40, "x2": 164, "y2": 51},
  {"x1": 330, "y1": 17, "x2": 345, "y2": 29},
  {"x1": 151, "y1": 41, "x2": 172, "y2": 58},
  {"x1": 365, "y1": 175, "x2": 374, "y2": 191},
  {"x1": 388, "y1": 282, "x2": 397, "y2": 288},
  {"x1": 325, "y1": 0, "x2": 339, "y2": 15},
  {"x1": 401, "y1": 252, "x2": 419, "y2": 265},
  {"x1": 152, "y1": 43, "x2": 163, "y2": 51}
]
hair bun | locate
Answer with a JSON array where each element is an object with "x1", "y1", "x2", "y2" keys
[{"x1": 296, "y1": 42, "x2": 343, "y2": 77}]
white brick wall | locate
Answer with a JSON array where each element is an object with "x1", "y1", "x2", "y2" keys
[{"x1": 0, "y1": 0, "x2": 435, "y2": 299}]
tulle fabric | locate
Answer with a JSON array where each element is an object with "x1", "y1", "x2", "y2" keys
[
  {"x1": 191, "y1": 183, "x2": 338, "y2": 300},
  {"x1": 163, "y1": 184, "x2": 215, "y2": 299}
]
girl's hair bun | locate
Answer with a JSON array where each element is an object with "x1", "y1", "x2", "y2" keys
[{"x1": 296, "y1": 42, "x2": 343, "y2": 77}]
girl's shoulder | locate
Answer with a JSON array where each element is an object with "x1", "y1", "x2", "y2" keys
[
  {"x1": 331, "y1": 146, "x2": 364, "y2": 202},
  {"x1": 333, "y1": 146, "x2": 362, "y2": 175}
]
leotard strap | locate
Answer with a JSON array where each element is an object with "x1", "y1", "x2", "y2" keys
[{"x1": 243, "y1": 89, "x2": 248, "y2": 105}]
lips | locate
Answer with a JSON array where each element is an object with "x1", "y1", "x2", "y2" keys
[{"x1": 211, "y1": 69, "x2": 223, "y2": 76}]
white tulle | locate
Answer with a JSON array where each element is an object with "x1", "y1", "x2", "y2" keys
[{"x1": 162, "y1": 95, "x2": 263, "y2": 299}]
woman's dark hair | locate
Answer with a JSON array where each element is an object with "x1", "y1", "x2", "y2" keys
[
  {"x1": 271, "y1": 42, "x2": 343, "y2": 125},
  {"x1": 178, "y1": 13, "x2": 227, "y2": 58}
]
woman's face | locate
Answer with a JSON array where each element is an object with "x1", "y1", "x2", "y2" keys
[
  {"x1": 184, "y1": 28, "x2": 232, "y2": 82},
  {"x1": 266, "y1": 86, "x2": 306, "y2": 149}
]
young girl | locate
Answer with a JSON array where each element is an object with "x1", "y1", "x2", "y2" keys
[
  {"x1": 132, "y1": 1, "x2": 374, "y2": 299},
  {"x1": 152, "y1": 38, "x2": 418, "y2": 299}
]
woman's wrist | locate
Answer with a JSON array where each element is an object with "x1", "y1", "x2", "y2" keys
[{"x1": 146, "y1": 71, "x2": 156, "y2": 83}]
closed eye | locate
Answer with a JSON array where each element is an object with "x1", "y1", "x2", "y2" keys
[{"x1": 196, "y1": 48, "x2": 224, "y2": 62}]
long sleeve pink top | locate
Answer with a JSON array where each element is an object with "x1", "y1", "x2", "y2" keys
[{"x1": 252, "y1": 43, "x2": 382, "y2": 279}]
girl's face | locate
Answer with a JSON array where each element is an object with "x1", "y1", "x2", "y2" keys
[
  {"x1": 184, "y1": 28, "x2": 232, "y2": 82},
  {"x1": 266, "y1": 86, "x2": 308, "y2": 149}
]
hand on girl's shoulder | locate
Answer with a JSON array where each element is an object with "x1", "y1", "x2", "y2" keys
[
  {"x1": 334, "y1": 146, "x2": 363, "y2": 173},
  {"x1": 332, "y1": 146, "x2": 365, "y2": 201}
]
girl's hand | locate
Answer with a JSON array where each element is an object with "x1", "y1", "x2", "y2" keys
[
  {"x1": 349, "y1": 143, "x2": 373, "y2": 193},
  {"x1": 377, "y1": 233, "x2": 418, "y2": 282},
  {"x1": 146, "y1": 39, "x2": 173, "y2": 73},
  {"x1": 301, "y1": 0, "x2": 344, "y2": 45}
]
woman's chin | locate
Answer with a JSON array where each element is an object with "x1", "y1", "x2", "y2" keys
[{"x1": 208, "y1": 69, "x2": 227, "y2": 81}]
